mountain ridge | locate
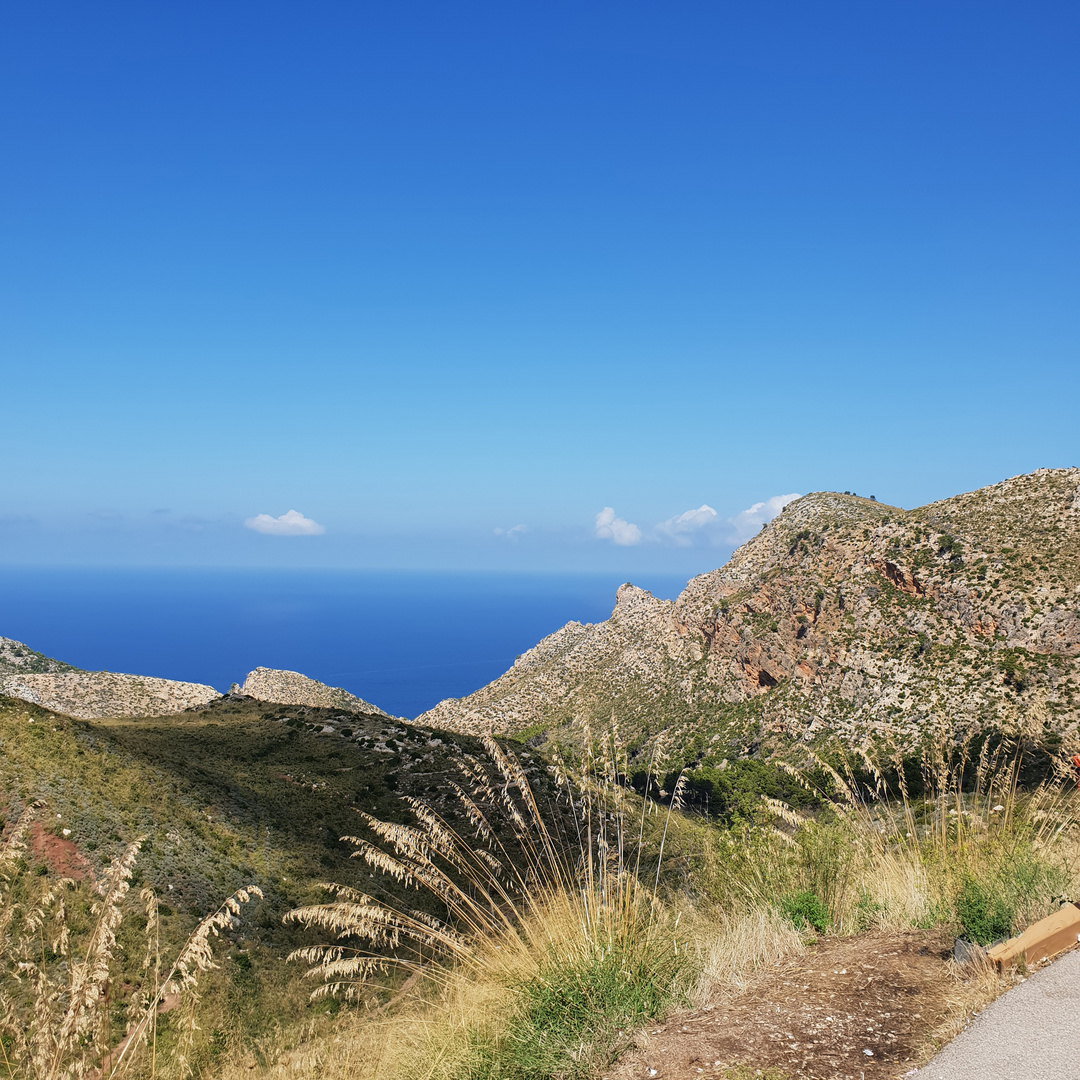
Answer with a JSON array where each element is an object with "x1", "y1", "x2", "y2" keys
[
  {"x1": 417, "y1": 468, "x2": 1080, "y2": 760},
  {"x1": 239, "y1": 666, "x2": 396, "y2": 719},
  {"x1": 0, "y1": 670, "x2": 221, "y2": 718},
  {"x1": 0, "y1": 636, "x2": 80, "y2": 675},
  {"x1": 0, "y1": 654, "x2": 400, "y2": 721},
  {"x1": 3, "y1": 469, "x2": 1077, "y2": 748}
]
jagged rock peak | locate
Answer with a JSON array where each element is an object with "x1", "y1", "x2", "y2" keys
[{"x1": 240, "y1": 667, "x2": 395, "y2": 719}]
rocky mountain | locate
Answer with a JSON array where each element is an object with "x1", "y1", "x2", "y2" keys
[
  {"x1": 418, "y1": 469, "x2": 1080, "y2": 762},
  {"x1": 240, "y1": 667, "x2": 395, "y2": 719},
  {"x1": 1, "y1": 636, "x2": 225, "y2": 717}
]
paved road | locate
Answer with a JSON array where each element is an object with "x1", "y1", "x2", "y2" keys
[{"x1": 915, "y1": 948, "x2": 1080, "y2": 1080}]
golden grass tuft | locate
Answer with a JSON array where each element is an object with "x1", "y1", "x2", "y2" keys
[{"x1": 270, "y1": 731, "x2": 701, "y2": 1078}]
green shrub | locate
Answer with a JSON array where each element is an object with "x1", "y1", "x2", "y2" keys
[
  {"x1": 661, "y1": 760, "x2": 819, "y2": 824},
  {"x1": 496, "y1": 943, "x2": 682, "y2": 1079},
  {"x1": 780, "y1": 890, "x2": 830, "y2": 934},
  {"x1": 955, "y1": 878, "x2": 1013, "y2": 944}
]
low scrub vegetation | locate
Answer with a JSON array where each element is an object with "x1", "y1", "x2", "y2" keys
[{"x1": 0, "y1": 802, "x2": 261, "y2": 1079}]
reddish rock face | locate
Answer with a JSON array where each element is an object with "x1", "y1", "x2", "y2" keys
[{"x1": 871, "y1": 558, "x2": 925, "y2": 597}]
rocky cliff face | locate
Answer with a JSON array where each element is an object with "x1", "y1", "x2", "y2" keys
[
  {"x1": 418, "y1": 469, "x2": 1080, "y2": 760},
  {"x1": 240, "y1": 667, "x2": 395, "y2": 719},
  {"x1": 0, "y1": 671, "x2": 221, "y2": 719}
]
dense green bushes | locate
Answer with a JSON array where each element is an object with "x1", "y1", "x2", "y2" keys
[
  {"x1": 780, "y1": 890, "x2": 831, "y2": 934},
  {"x1": 639, "y1": 759, "x2": 820, "y2": 823},
  {"x1": 955, "y1": 878, "x2": 1014, "y2": 945}
]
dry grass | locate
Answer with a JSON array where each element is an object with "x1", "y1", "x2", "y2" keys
[
  {"x1": 750, "y1": 714, "x2": 1080, "y2": 943},
  {"x1": 928, "y1": 946, "x2": 1010, "y2": 1056},
  {"x1": 213, "y1": 892, "x2": 684, "y2": 1079},
  {"x1": 219, "y1": 896, "x2": 775, "y2": 1080},
  {"x1": 230, "y1": 719, "x2": 1080, "y2": 1079},
  {"x1": 243, "y1": 732, "x2": 700, "y2": 1079},
  {"x1": 212, "y1": 733, "x2": 817, "y2": 1079},
  {"x1": 212, "y1": 718, "x2": 1080, "y2": 1080},
  {"x1": 16, "y1": 713, "x2": 1080, "y2": 1080},
  {"x1": 690, "y1": 906, "x2": 807, "y2": 1007}
]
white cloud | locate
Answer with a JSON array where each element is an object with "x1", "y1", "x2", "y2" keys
[
  {"x1": 727, "y1": 493, "x2": 801, "y2": 542},
  {"x1": 655, "y1": 504, "x2": 719, "y2": 546},
  {"x1": 595, "y1": 507, "x2": 642, "y2": 546},
  {"x1": 244, "y1": 509, "x2": 326, "y2": 536},
  {"x1": 494, "y1": 524, "x2": 529, "y2": 540}
]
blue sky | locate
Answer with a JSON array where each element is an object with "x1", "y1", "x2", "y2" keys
[{"x1": 2, "y1": 0, "x2": 1078, "y2": 573}]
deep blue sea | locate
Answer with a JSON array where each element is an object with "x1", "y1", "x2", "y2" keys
[{"x1": 0, "y1": 570, "x2": 689, "y2": 719}]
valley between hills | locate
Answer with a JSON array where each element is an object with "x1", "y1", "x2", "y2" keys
[{"x1": 2, "y1": 467, "x2": 1079, "y2": 1080}]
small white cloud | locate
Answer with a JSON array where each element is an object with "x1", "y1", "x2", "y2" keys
[
  {"x1": 494, "y1": 524, "x2": 529, "y2": 540},
  {"x1": 244, "y1": 509, "x2": 326, "y2": 536},
  {"x1": 655, "y1": 504, "x2": 719, "y2": 546},
  {"x1": 727, "y1": 493, "x2": 801, "y2": 542},
  {"x1": 595, "y1": 507, "x2": 642, "y2": 546}
]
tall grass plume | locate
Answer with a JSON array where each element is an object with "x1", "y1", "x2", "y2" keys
[{"x1": 0, "y1": 800, "x2": 262, "y2": 1080}]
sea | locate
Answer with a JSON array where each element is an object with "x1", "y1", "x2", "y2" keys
[{"x1": 0, "y1": 569, "x2": 690, "y2": 719}]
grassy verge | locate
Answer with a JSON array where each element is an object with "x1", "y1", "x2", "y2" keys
[
  {"x1": 249, "y1": 721, "x2": 1080, "y2": 1080},
  {"x1": 5, "y1": 700, "x2": 1080, "y2": 1079}
]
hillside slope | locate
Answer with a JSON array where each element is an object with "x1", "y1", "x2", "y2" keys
[
  {"x1": 0, "y1": 636, "x2": 79, "y2": 674},
  {"x1": 0, "y1": 694, "x2": 503, "y2": 915},
  {"x1": 418, "y1": 469, "x2": 1080, "y2": 760},
  {"x1": 0, "y1": 692, "x2": 544, "y2": 1058}
]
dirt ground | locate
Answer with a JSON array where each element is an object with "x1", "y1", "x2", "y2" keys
[
  {"x1": 29, "y1": 819, "x2": 97, "y2": 882},
  {"x1": 608, "y1": 930, "x2": 988, "y2": 1080}
]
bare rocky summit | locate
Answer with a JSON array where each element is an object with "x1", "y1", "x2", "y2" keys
[
  {"x1": 0, "y1": 670, "x2": 220, "y2": 719},
  {"x1": 418, "y1": 468, "x2": 1080, "y2": 760},
  {"x1": 240, "y1": 667, "x2": 394, "y2": 718}
]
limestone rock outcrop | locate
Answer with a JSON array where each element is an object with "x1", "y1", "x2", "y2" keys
[
  {"x1": 0, "y1": 670, "x2": 220, "y2": 719},
  {"x1": 0, "y1": 637, "x2": 78, "y2": 675},
  {"x1": 240, "y1": 667, "x2": 394, "y2": 718}
]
